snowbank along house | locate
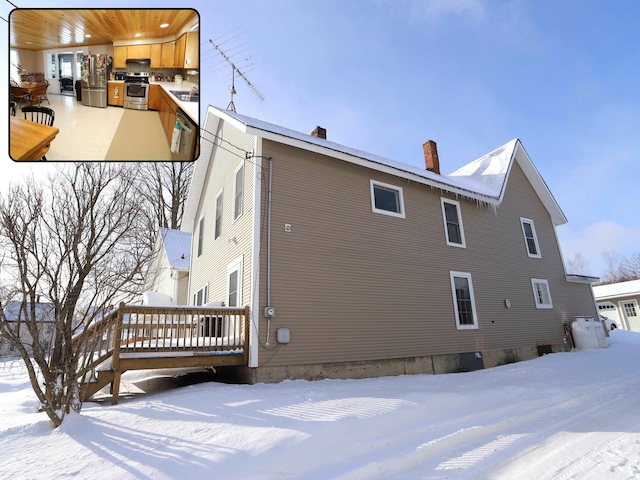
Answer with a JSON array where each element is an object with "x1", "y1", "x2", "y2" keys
[{"x1": 181, "y1": 105, "x2": 599, "y2": 383}]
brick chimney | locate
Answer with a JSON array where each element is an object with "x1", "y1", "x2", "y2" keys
[
  {"x1": 311, "y1": 126, "x2": 327, "y2": 139},
  {"x1": 423, "y1": 140, "x2": 440, "y2": 175}
]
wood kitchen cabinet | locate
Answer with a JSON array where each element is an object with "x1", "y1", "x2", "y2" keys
[
  {"x1": 184, "y1": 31, "x2": 199, "y2": 68},
  {"x1": 114, "y1": 46, "x2": 127, "y2": 69},
  {"x1": 150, "y1": 44, "x2": 162, "y2": 68},
  {"x1": 174, "y1": 34, "x2": 186, "y2": 68},
  {"x1": 107, "y1": 81, "x2": 124, "y2": 106},
  {"x1": 127, "y1": 44, "x2": 151, "y2": 59},
  {"x1": 161, "y1": 41, "x2": 175, "y2": 68},
  {"x1": 148, "y1": 84, "x2": 160, "y2": 110},
  {"x1": 158, "y1": 89, "x2": 178, "y2": 145}
]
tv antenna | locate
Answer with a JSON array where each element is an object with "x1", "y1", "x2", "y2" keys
[{"x1": 208, "y1": 29, "x2": 264, "y2": 112}]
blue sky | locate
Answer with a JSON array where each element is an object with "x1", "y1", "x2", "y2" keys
[{"x1": 4, "y1": 0, "x2": 640, "y2": 278}]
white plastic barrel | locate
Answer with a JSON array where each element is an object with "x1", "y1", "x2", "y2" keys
[{"x1": 571, "y1": 316, "x2": 607, "y2": 349}]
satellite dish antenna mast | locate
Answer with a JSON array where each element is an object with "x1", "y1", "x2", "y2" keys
[{"x1": 209, "y1": 36, "x2": 264, "y2": 113}]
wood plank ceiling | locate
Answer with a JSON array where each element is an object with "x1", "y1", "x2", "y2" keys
[{"x1": 10, "y1": 9, "x2": 199, "y2": 51}]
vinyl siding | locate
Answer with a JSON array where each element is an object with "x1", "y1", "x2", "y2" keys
[
  {"x1": 256, "y1": 140, "x2": 596, "y2": 367},
  {"x1": 189, "y1": 120, "x2": 256, "y2": 307}
]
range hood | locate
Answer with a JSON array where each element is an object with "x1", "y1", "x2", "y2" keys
[{"x1": 126, "y1": 58, "x2": 151, "y2": 65}]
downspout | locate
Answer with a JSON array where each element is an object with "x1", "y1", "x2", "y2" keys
[{"x1": 266, "y1": 156, "x2": 273, "y2": 346}]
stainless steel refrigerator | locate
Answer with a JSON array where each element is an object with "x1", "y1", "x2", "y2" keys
[{"x1": 81, "y1": 54, "x2": 111, "y2": 108}]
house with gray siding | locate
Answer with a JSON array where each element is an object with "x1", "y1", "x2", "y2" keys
[{"x1": 181, "y1": 105, "x2": 598, "y2": 383}]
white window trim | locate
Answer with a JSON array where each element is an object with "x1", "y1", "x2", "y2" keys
[
  {"x1": 233, "y1": 163, "x2": 245, "y2": 222},
  {"x1": 531, "y1": 278, "x2": 553, "y2": 309},
  {"x1": 450, "y1": 271, "x2": 479, "y2": 330},
  {"x1": 441, "y1": 198, "x2": 466, "y2": 248},
  {"x1": 193, "y1": 283, "x2": 209, "y2": 306},
  {"x1": 227, "y1": 256, "x2": 244, "y2": 307},
  {"x1": 370, "y1": 179, "x2": 406, "y2": 219},
  {"x1": 520, "y1": 217, "x2": 541, "y2": 258},
  {"x1": 214, "y1": 189, "x2": 224, "y2": 241},
  {"x1": 196, "y1": 215, "x2": 205, "y2": 258}
]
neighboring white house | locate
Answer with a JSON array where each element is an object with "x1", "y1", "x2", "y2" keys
[
  {"x1": 593, "y1": 279, "x2": 640, "y2": 331},
  {"x1": 144, "y1": 227, "x2": 191, "y2": 305},
  {"x1": 1, "y1": 301, "x2": 55, "y2": 357}
]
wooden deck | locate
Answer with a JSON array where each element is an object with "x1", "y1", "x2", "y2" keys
[{"x1": 74, "y1": 303, "x2": 250, "y2": 404}]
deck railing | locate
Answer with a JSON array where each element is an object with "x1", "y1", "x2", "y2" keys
[{"x1": 74, "y1": 304, "x2": 250, "y2": 388}]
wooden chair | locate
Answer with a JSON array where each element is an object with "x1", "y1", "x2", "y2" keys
[
  {"x1": 10, "y1": 101, "x2": 17, "y2": 117},
  {"x1": 10, "y1": 85, "x2": 31, "y2": 107},
  {"x1": 22, "y1": 106, "x2": 55, "y2": 127},
  {"x1": 22, "y1": 106, "x2": 55, "y2": 160},
  {"x1": 30, "y1": 81, "x2": 50, "y2": 106}
]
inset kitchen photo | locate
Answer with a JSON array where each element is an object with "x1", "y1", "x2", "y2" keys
[{"x1": 9, "y1": 8, "x2": 200, "y2": 161}]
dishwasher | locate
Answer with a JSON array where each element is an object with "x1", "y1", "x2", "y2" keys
[{"x1": 171, "y1": 109, "x2": 198, "y2": 161}]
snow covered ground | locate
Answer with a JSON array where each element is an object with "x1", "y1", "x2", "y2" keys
[{"x1": 2, "y1": 330, "x2": 640, "y2": 479}]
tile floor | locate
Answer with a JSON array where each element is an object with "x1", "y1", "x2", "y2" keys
[
  {"x1": 22, "y1": 94, "x2": 124, "y2": 161},
  {"x1": 20, "y1": 93, "x2": 172, "y2": 161}
]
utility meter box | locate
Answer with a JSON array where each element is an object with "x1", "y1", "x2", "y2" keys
[{"x1": 276, "y1": 328, "x2": 290, "y2": 344}]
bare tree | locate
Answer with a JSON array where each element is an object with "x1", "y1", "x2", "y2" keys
[
  {"x1": 136, "y1": 162, "x2": 193, "y2": 231},
  {"x1": 619, "y1": 251, "x2": 640, "y2": 282},
  {"x1": 566, "y1": 252, "x2": 591, "y2": 276},
  {"x1": 0, "y1": 163, "x2": 154, "y2": 427},
  {"x1": 599, "y1": 249, "x2": 640, "y2": 284}
]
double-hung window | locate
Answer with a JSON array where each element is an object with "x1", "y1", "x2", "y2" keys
[
  {"x1": 370, "y1": 180, "x2": 405, "y2": 218},
  {"x1": 450, "y1": 271, "x2": 478, "y2": 329},
  {"x1": 521, "y1": 218, "x2": 541, "y2": 258},
  {"x1": 531, "y1": 279, "x2": 553, "y2": 309},
  {"x1": 227, "y1": 257, "x2": 243, "y2": 307},
  {"x1": 214, "y1": 190, "x2": 223, "y2": 240},
  {"x1": 441, "y1": 198, "x2": 465, "y2": 247},
  {"x1": 193, "y1": 284, "x2": 209, "y2": 306},
  {"x1": 197, "y1": 216, "x2": 204, "y2": 257},
  {"x1": 233, "y1": 164, "x2": 245, "y2": 221}
]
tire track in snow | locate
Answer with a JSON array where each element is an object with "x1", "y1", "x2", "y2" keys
[
  {"x1": 337, "y1": 375, "x2": 640, "y2": 479},
  {"x1": 482, "y1": 375, "x2": 640, "y2": 480}
]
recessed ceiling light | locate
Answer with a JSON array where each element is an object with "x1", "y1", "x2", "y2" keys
[
  {"x1": 160, "y1": 23, "x2": 169, "y2": 28},
  {"x1": 85, "y1": 34, "x2": 92, "y2": 38},
  {"x1": 135, "y1": 33, "x2": 141, "y2": 37}
]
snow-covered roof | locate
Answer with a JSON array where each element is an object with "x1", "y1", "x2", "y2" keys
[
  {"x1": 159, "y1": 227, "x2": 191, "y2": 271},
  {"x1": 593, "y1": 279, "x2": 640, "y2": 301},
  {"x1": 184, "y1": 106, "x2": 567, "y2": 231},
  {"x1": 3, "y1": 301, "x2": 55, "y2": 323}
]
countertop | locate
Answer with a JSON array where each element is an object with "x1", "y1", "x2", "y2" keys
[{"x1": 107, "y1": 80, "x2": 199, "y2": 125}]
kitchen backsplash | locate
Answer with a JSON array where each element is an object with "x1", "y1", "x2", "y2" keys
[{"x1": 113, "y1": 64, "x2": 198, "y2": 84}]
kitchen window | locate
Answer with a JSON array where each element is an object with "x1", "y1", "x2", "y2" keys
[
  {"x1": 214, "y1": 190, "x2": 223, "y2": 240},
  {"x1": 233, "y1": 164, "x2": 244, "y2": 222},
  {"x1": 450, "y1": 271, "x2": 478, "y2": 329},
  {"x1": 370, "y1": 180, "x2": 405, "y2": 218},
  {"x1": 521, "y1": 218, "x2": 541, "y2": 258},
  {"x1": 531, "y1": 279, "x2": 553, "y2": 309},
  {"x1": 441, "y1": 198, "x2": 466, "y2": 248}
]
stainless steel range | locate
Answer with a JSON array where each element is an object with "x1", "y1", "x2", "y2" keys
[{"x1": 124, "y1": 72, "x2": 149, "y2": 110}]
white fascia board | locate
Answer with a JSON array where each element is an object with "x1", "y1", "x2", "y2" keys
[
  {"x1": 248, "y1": 136, "x2": 262, "y2": 368},
  {"x1": 512, "y1": 141, "x2": 568, "y2": 226},
  {"x1": 245, "y1": 125, "x2": 498, "y2": 205},
  {"x1": 182, "y1": 113, "x2": 220, "y2": 233}
]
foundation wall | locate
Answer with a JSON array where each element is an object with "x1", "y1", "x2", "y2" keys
[{"x1": 218, "y1": 343, "x2": 571, "y2": 384}]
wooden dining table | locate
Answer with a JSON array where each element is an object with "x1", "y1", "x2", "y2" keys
[{"x1": 10, "y1": 117, "x2": 60, "y2": 161}]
